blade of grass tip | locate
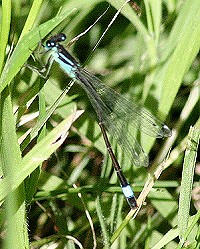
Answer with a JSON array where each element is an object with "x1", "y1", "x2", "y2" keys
[
  {"x1": 19, "y1": 0, "x2": 43, "y2": 40},
  {"x1": 178, "y1": 126, "x2": 200, "y2": 245},
  {"x1": 0, "y1": 0, "x2": 11, "y2": 73},
  {"x1": 96, "y1": 196, "x2": 110, "y2": 249}
]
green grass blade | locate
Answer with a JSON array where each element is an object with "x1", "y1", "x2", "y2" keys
[
  {"x1": 148, "y1": 189, "x2": 178, "y2": 227},
  {"x1": 151, "y1": 227, "x2": 179, "y2": 249},
  {"x1": 30, "y1": 81, "x2": 75, "y2": 141},
  {"x1": 152, "y1": 212, "x2": 200, "y2": 249},
  {"x1": 144, "y1": 0, "x2": 162, "y2": 45},
  {"x1": 0, "y1": 110, "x2": 83, "y2": 202},
  {"x1": 96, "y1": 196, "x2": 110, "y2": 248},
  {"x1": 1, "y1": 1, "x2": 198, "y2": 247},
  {"x1": 0, "y1": 0, "x2": 11, "y2": 73},
  {"x1": 157, "y1": 0, "x2": 200, "y2": 118},
  {"x1": 24, "y1": 87, "x2": 46, "y2": 203},
  {"x1": 178, "y1": 127, "x2": 200, "y2": 244},
  {"x1": 0, "y1": 87, "x2": 29, "y2": 249},
  {"x1": 19, "y1": 0, "x2": 43, "y2": 39}
]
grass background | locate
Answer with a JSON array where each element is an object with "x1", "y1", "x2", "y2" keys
[{"x1": 0, "y1": 0, "x2": 199, "y2": 248}]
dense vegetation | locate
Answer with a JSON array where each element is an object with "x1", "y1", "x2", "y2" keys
[{"x1": 0, "y1": 0, "x2": 199, "y2": 248}]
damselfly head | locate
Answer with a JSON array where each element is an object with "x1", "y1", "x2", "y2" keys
[
  {"x1": 46, "y1": 40, "x2": 56, "y2": 48},
  {"x1": 45, "y1": 33, "x2": 67, "y2": 48}
]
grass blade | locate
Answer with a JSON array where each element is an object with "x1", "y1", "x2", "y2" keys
[{"x1": 178, "y1": 126, "x2": 200, "y2": 244}]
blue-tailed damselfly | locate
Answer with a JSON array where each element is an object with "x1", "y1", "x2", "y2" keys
[{"x1": 31, "y1": 33, "x2": 172, "y2": 209}]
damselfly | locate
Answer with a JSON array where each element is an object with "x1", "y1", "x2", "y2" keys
[{"x1": 31, "y1": 33, "x2": 171, "y2": 208}]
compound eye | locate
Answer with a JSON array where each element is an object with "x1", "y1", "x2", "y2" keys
[
  {"x1": 57, "y1": 33, "x2": 66, "y2": 42},
  {"x1": 46, "y1": 40, "x2": 56, "y2": 48}
]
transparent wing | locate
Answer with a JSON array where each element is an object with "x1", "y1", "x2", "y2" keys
[{"x1": 74, "y1": 67, "x2": 171, "y2": 167}]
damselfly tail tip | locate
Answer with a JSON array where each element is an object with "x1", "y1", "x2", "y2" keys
[
  {"x1": 162, "y1": 124, "x2": 172, "y2": 138},
  {"x1": 127, "y1": 197, "x2": 138, "y2": 209}
]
